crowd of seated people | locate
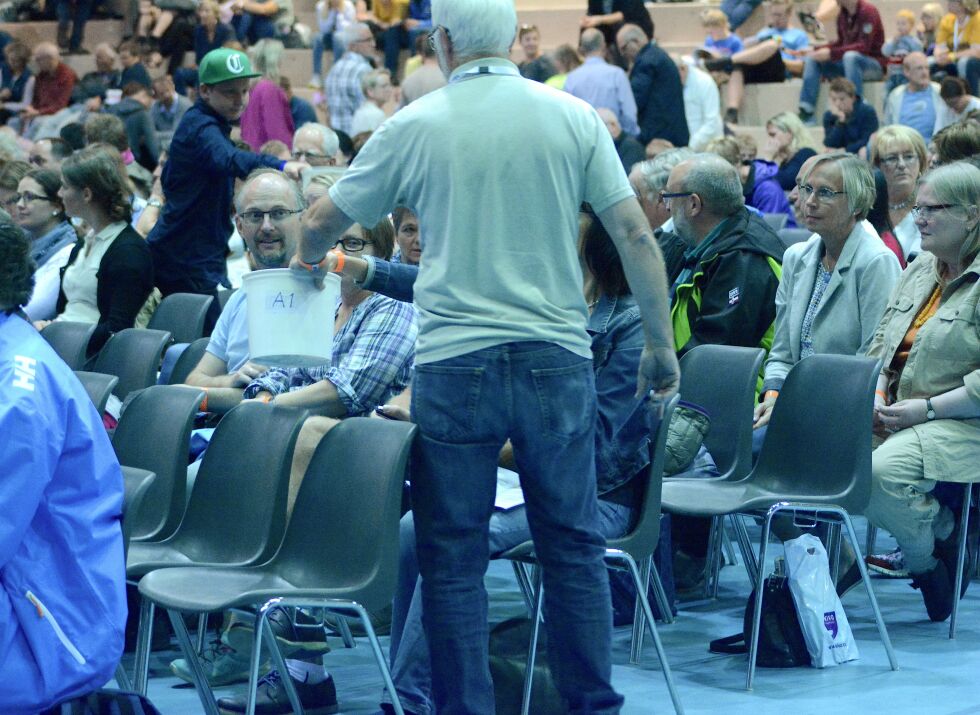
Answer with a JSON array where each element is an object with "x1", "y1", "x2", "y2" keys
[{"x1": 0, "y1": 0, "x2": 979, "y2": 712}]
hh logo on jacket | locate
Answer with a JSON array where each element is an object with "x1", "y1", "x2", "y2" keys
[{"x1": 13, "y1": 355, "x2": 36, "y2": 391}]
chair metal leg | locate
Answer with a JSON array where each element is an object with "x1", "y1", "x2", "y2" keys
[
  {"x1": 629, "y1": 557, "x2": 650, "y2": 663},
  {"x1": 721, "y1": 520, "x2": 738, "y2": 567},
  {"x1": 838, "y1": 509, "x2": 898, "y2": 671},
  {"x1": 649, "y1": 560, "x2": 674, "y2": 626},
  {"x1": 620, "y1": 554, "x2": 684, "y2": 715},
  {"x1": 950, "y1": 483, "x2": 972, "y2": 639},
  {"x1": 827, "y1": 523, "x2": 842, "y2": 583},
  {"x1": 196, "y1": 612, "x2": 209, "y2": 655},
  {"x1": 865, "y1": 522, "x2": 878, "y2": 557},
  {"x1": 730, "y1": 513, "x2": 759, "y2": 586},
  {"x1": 351, "y1": 602, "x2": 406, "y2": 715},
  {"x1": 114, "y1": 661, "x2": 133, "y2": 691},
  {"x1": 167, "y1": 609, "x2": 221, "y2": 715},
  {"x1": 703, "y1": 516, "x2": 722, "y2": 599},
  {"x1": 334, "y1": 614, "x2": 356, "y2": 649},
  {"x1": 262, "y1": 606, "x2": 306, "y2": 715},
  {"x1": 520, "y1": 574, "x2": 545, "y2": 715},
  {"x1": 511, "y1": 561, "x2": 536, "y2": 616},
  {"x1": 745, "y1": 506, "x2": 775, "y2": 691},
  {"x1": 133, "y1": 597, "x2": 154, "y2": 696}
]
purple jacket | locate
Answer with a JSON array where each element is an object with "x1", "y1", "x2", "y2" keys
[{"x1": 747, "y1": 160, "x2": 796, "y2": 228}]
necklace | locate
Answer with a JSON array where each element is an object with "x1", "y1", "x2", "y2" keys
[{"x1": 889, "y1": 196, "x2": 912, "y2": 211}]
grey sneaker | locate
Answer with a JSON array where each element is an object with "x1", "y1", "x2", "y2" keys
[{"x1": 170, "y1": 641, "x2": 259, "y2": 687}]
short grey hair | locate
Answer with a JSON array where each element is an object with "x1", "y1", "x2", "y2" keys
[
  {"x1": 579, "y1": 27, "x2": 605, "y2": 54},
  {"x1": 292, "y1": 123, "x2": 339, "y2": 158},
  {"x1": 234, "y1": 168, "x2": 306, "y2": 213},
  {"x1": 633, "y1": 147, "x2": 695, "y2": 200},
  {"x1": 678, "y1": 153, "x2": 744, "y2": 217},
  {"x1": 432, "y1": 0, "x2": 517, "y2": 62},
  {"x1": 802, "y1": 152, "x2": 875, "y2": 220},
  {"x1": 920, "y1": 161, "x2": 980, "y2": 264},
  {"x1": 340, "y1": 22, "x2": 371, "y2": 51}
]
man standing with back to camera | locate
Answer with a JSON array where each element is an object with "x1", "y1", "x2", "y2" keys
[{"x1": 297, "y1": 1, "x2": 680, "y2": 712}]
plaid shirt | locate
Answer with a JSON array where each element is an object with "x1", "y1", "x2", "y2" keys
[
  {"x1": 243, "y1": 292, "x2": 417, "y2": 415},
  {"x1": 325, "y1": 51, "x2": 371, "y2": 135}
]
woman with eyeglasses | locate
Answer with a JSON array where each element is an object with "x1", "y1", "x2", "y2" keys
[
  {"x1": 754, "y1": 152, "x2": 901, "y2": 430},
  {"x1": 33, "y1": 146, "x2": 154, "y2": 357},
  {"x1": 864, "y1": 161, "x2": 980, "y2": 623},
  {"x1": 14, "y1": 169, "x2": 78, "y2": 321},
  {"x1": 0, "y1": 161, "x2": 30, "y2": 220},
  {"x1": 868, "y1": 125, "x2": 929, "y2": 268}
]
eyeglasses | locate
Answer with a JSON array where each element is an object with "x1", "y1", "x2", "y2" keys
[
  {"x1": 879, "y1": 152, "x2": 917, "y2": 168},
  {"x1": 239, "y1": 208, "x2": 303, "y2": 226},
  {"x1": 427, "y1": 25, "x2": 451, "y2": 51},
  {"x1": 14, "y1": 191, "x2": 51, "y2": 205},
  {"x1": 28, "y1": 155, "x2": 47, "y2": 167},
  {"x1": 799, "y1": 184, "x2": 846, "y2": 202},
  {"x1": 333, "y1": 236, "x2": 373, "y2": 252},
  {"x1": 911, "y1": 203, "x2": 958, "y2": 219},
  {"x1": 659, "y1": 190, "x2": 694, "y2": 207},
  {"x1": 293, "y1": 151, "x2": 331, "y2": 162}
]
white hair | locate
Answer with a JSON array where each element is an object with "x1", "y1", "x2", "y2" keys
[
  {"x1": 340, "y1": 22, "x2": 371, "y2": 51},
  {"x1": 293, "y1": 123, "x2": 340, "y2": 158},
  {"x1": 432, "y1": 0, "x2": 517, "y2": 62}
]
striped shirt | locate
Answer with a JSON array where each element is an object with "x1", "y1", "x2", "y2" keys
[
  {"x1": 325, "y1": 51, "x2": 371, "y2": 135},
  {"x1": 243, "y1": 292, "x2": 417, "y2": 415}
]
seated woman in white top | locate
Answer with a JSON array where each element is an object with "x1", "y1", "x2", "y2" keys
[
  {"x1": 34, "y1": 145, "x2": 154, "y2": 357},
  {"x1": 15, "y1": 169, "x2": 77, "y2": 321}
]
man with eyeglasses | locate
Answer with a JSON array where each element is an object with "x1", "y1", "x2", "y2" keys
[
  {"x1": 298, "y1": 0, "x2": 679, "y2": 712},
  {"x1": 292, "y1": 122, "x2": 341, "y2": 166},
  {"x1": 147, "y1": 48, "x2": 308, "y2": 334},
  {"x1": 883, "y1": 52, "x2": 944, "y2": 141},
  {"x1": 326, "y1": 23, "x2": 376, "y2": 134}
]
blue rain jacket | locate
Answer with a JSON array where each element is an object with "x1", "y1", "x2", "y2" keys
[{"x1": 0, "y1": 311, "x2": 127, "y2": 713}]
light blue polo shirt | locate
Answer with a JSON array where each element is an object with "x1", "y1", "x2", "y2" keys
[
  {"x1": 330, "y1": 57, "x2": 634, "y2": 364},
  {"x1": 206, "y1": 289, "x2": 250, "y2": 373}
]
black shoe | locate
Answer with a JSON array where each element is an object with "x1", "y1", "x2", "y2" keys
[
  {"x1": 217, "y1": 670, "x2": 338, "y2": 715},
  {"x1": 934, "y1": 529, "x2": 972, "y2": 600},
  {"x1": 911, "y1": 560, "x2": 954, "y2": 622},
  {"x1": 724, "y1": 107, "x2": 739, "y2": 125},
  {"x1": 67, "y1": 47, "x2": 90, "y2": 55}
]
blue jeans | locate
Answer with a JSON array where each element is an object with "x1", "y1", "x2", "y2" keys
[
  {"x1": 382, "y1": 24, "x2": 427, "y2": 75},
  {"x1": 312, "y1": 32, "x2": 344, "y2": 76},
  {"x1": 799, "y1": 51, "x2": 884, "y2": 111},
  {"x1": 720, "y1": 0, "x2": 762, "y2": 30},
  {"x1": 410, "y1": 341, "x2": 623, "y2": 715},
  {"x1": 232, "y1": 13, "x2": 277, "y2": 45},
  {"x1": 387, "y1": 500, "x2": 632, "y2": 715},
  {"x1": 56, "y1": 0, "x2": 94, "y2": 50}
]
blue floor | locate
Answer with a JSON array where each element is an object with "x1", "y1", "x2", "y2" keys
[{"x1": 129, "y1": 520, "x2": 980, "y2": 714}]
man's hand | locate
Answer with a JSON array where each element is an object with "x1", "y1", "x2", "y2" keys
[
  {"x1": 20, "y1": 106, "x2": 39, "y2": 119},
  {"x1": 580, "y1": 14, "x2": 598, "y2": 27},
  {"x1": 281, "y1": 161, "x2": 310, "y2": 180},
  {"x1": 372, "y1": 404, "x2": 411, "y2": 421},
  {"x1": 636, "y1": 345, "x2": 680, "y2": 401},
  {"x1": 231, "y1": 360, "x2": 269, "y2": 387},
  {"x1": 810, "y1": 47, "x2": 831, "y2": 62},
  {"x1": 403, "y1": 17, "x2": 420, "y2": 30},
  {"x1": 289, "y1": 250, "x2": 339, "y2": 289},
  {"x1": 33, "y1": 319, "x2": 52, "y2": 331},
  {"x1": 933, "y1": 46, "x2": 950, "y2": 65}
]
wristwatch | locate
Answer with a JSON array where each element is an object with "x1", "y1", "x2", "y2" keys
[{"x1": 925, "y1": 398, "x2": 936, "y2": 421}]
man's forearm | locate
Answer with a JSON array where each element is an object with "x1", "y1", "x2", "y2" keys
[
  {"x1": 272, "y1": 379, "x2": 349, "y2": 417},
  {"x1": 301, "y1": 194, "x2": 355, "y2": 263},
  {"x1": 203, "y1": 387, "x2": 246, "y2": 414}
]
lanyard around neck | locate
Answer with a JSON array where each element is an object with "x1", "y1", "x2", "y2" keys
[{"x1": 450, "y1": 64, "x2": 520, "y2": 84}]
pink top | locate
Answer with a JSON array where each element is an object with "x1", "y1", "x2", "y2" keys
[{"x1": 240, "y1": 78, "x2": 295, "y2": 152}]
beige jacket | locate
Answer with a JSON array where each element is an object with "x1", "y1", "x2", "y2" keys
[{"x1": 867, "y1": 251, "x2": 980, "y2": 482}]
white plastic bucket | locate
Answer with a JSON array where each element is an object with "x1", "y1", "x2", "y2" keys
[{"x1": 242, "y1": 268, "x2": 341, "y2": 368}]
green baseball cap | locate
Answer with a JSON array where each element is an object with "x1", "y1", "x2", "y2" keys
[{"x1": 198, "y1": 48, "x2": 261, "y2": 86}]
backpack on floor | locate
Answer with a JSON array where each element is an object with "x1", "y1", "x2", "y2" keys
[{"x1": 489, "y1": 617, "x2": 564, "y2": 715}]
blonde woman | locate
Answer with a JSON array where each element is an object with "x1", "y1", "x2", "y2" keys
[
  {"x1": 759, "y1": 111, "x2": 819, "y2": 190},
  {"x1": 865, "y1": 162, "x2": 980, "y2": 622},
  {"x1": 240, "y1": 39, "x2": 295, "y2": 152},
  {"x1": 932, "y1": 0, "x2": 980, "y2": 91},
  {"x1": 870, "y1": 125, "x2": 929, "y2": 265}
]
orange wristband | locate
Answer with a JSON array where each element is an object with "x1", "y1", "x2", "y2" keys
[
  {"x1": 260, "y1": 394, "x2": 272, "y2": 403},
  {"x1": 331, "y1": 249, "x2": 345, "y2": 273},
  {"x1": 875, "y1": 389, "x2": 887, "y2": 400},
  {"x1": 199, "y1": 387, "x2": 209, "y2": 413},
  {"x1": 764, "y1": 390, "x2": 779, "y2": 401}
]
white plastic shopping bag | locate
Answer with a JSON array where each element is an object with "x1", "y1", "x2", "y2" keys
[{"x1": 784, "y1": 533, "x2": 859, "y2": 667}]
